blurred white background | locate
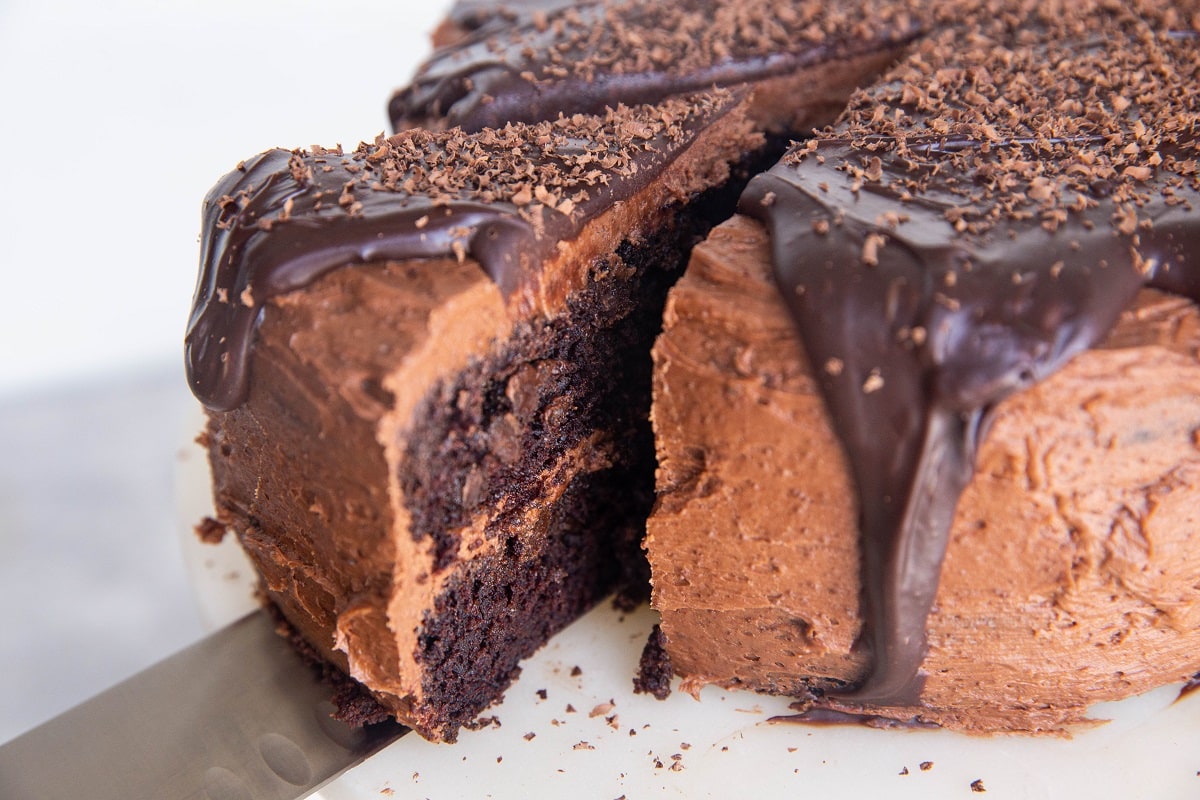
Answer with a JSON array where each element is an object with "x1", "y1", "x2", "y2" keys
[{"x1": 0, "y1": 0, "x2": 450, "y2": 744}]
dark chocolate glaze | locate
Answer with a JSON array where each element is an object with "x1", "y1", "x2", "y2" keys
[
  {"x1": 186, "y1": 95, "x2": 739, "y2": 411},
  {"x1": 743, "y1": 133, "x2": 1200, "y2": 707},
  {"x1": 442, "y1": 0, "x2": 583, "y2": 33},
  {"x1": 772, "y1": 705, "x2": 941, "y2": 730},
  {"x1": 1178, "y1": 673, "x2": 1200, "y2": 703},
  {"x1": 391, "y1": 0, "x2": 920, "y2": 133},
  {"x1": 188, "y1": 150, "x2": 528, "y2": 411}
]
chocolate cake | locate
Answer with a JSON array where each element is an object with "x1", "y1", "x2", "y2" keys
[
  {"x1": 188, "y1": 0, "x2": 1199, "y2": 743},
  {"x1": 648, "y1": 0, "x2": 1200, "y2": 732},
  {"x1": 189, "y1": 0, "x2": 921, "y2": 742}
]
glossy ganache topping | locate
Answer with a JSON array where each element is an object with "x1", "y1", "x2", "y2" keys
[
  {"x1": 741, "y1": 0, "x2": 1200, "y2": 713},
  {"x1": 186, "y1": 92, "x2": 739, "y2": 411},
  {"x1": 439, "y1": 0, "x2": 582, "y2": 36},
  {"x1": 390, "y1": 0, "x2": 923, "y2": 133}
]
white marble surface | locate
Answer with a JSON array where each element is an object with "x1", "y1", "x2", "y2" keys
[{"x1": 0, "y1": 0, "x2": 449, "y2": 745}]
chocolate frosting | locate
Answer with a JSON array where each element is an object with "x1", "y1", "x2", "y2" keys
[
  {"x1": 391, "y1": 0, "x2": 922, "y2": 133},
  {"x1": 741, "y1": 4, "x2": 1200, "y2": 708},
  {"x1": 186, "y1": 93, "x2": 739, "y2": 410}
]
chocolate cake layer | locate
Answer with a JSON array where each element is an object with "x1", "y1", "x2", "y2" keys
[
  {"x1": 650, "y1": 0, "x2": 1200, "y2": 730},
  {"x1": 193, "y1": 94, "x2": 764, "y2": 740}
]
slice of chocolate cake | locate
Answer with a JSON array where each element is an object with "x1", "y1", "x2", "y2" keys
[
  {"x1": 648, "y1": 0, "x2": 1200, "y2": 732},
  {"x1": 188, "y1": 93, "x2": 769, "y2": 741}
]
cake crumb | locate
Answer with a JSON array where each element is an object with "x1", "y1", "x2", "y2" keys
[
  {"x1": 573, "y1": 741, "x2": 595, "y2": 751},
  {"x1": 571, "y1": 665, "x2": 583, "y2": 677},
  {"x1": 590, "y1": 701, "x2": 615, "y2": 718},
  {"x1": 566, "y1": 704, "x2": 577, "y2": 713},
  {"x1": 971, "y1": 779, "x2": 987, "y2": 792},
  {"x1": 919, "y1": 761, "x2": 934, "y2": 771},
  {"x1": 899, "y1": 766, "x2": 909, "y2": 775},
  {"x1": 463, "y1": 715, "x2": 501, "y2": 731},
  {"x1": 194, "y1": 516, "x2": 227, "y2": 544},
  {"x1": 523, "y1": 732, "x2": 536, "y2": 741},
  {"x1": 536, "y1": 689, "x2": 548, "y2": 700},
  {"x1": 634, "y1": 625, "x2": 673, "y2": 699}
]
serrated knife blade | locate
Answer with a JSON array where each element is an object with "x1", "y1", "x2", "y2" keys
[{"x1": 0, "y1": 609, "x2": 406, "y2": 800}]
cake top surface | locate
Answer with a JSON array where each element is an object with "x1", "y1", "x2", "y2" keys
[
  {"x1": 391, "y1": 0, "x2": 923, "y2": 131},
  {"x1": 810, "y1": 0, "x2": 1199, "y2": 236},
  {"x1": 741, "y1": 0, "x2": 1200, "y2": 713},
  {"x1": 187, "y1": 92, "x2": 743, "y2": 411}
]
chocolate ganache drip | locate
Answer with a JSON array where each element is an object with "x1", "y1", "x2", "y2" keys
[
  {"x1": 390, "y1": 0, "x2": 923, "y2": 133},
  {"x1": 742, "y1": 2, "x2": 1200, "y2": 712},
  {"x1": 186, "y1": 93, "x2": 740, "y2": 411}
]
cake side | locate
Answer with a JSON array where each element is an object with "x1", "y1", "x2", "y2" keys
[
  {"x1": 649, "y1": 0, "x2": 1200, "y2": 732},
  {"x1": 649, "y1": 214, "x2": 1200, "y2": 733}
]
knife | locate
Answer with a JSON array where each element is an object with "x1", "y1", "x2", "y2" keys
[{"x1": 0, "y1": 609, "x2": 407, "y2": 800}]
